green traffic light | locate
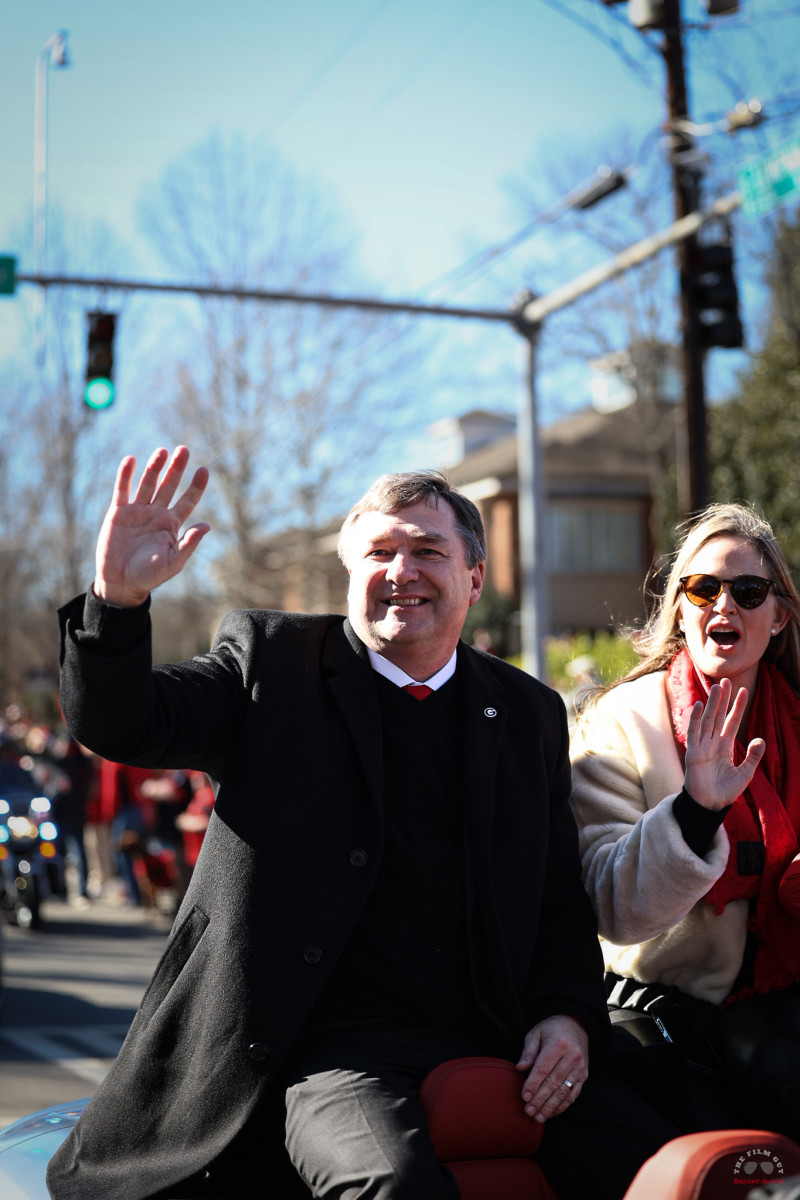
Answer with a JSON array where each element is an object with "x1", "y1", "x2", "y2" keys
[{"x1": 84, "y1": 377, "x2": 114, "y2": 409}]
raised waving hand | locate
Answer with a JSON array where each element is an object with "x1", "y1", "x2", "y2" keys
[
  {"x1": 683, "y1": 677, "x2": 765, "y2": 811},
  {"x1": 94, "y1": 447, "x2": 210, "y2": 608}
]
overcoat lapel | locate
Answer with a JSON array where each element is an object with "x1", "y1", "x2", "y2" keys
[{"x1": 322, "y1": 619, "x2": 384, "y2": 817}]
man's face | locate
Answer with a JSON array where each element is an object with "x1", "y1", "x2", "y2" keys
[{"x1": 344, "y1": 499, "x2": 484, "y2": 676}]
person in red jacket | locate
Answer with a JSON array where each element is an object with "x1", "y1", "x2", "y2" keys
[{"x1": 175, "y1": 771, "x2": 215, "y2": 872}]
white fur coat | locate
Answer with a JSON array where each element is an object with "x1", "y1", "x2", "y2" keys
[{"x1": 569, "y1": 671, "x2": 747, "y2": 1004}]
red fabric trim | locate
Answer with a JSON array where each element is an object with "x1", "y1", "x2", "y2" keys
[{"x1": 667, "y1": 649, "x2": 800, "y2": 996}]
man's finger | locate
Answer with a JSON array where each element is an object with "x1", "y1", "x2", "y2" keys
[
  {"x1": 176, "y1": 522, "x2": 212, "y2": 564},
  {"x1": 534, "y1": 1082, "x2": 581, "y2": 1123},
  {"x1": 152, "y1": 446, "x2": 194, "y2": 509},
  {"x1": 133, "y1": 447, "x2": 171, "y2": 504},
  {"x1": 113, "y1": 456, "x2": 137, "y2": 506},
  {"x1": 172, "y1": 467, "x2": 210, "y2": 527}
]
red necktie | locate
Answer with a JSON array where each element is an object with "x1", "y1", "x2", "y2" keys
[{"x1": 404, "y1": 684, "x2": 433, "y2": 700}]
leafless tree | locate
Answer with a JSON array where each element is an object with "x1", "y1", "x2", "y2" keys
[
  {"x1": 138, "y1": 133, "x2": 414, "y2": 611},
  {"x1": 0, "y1": 211, "x2": 138, "y2": 708}
]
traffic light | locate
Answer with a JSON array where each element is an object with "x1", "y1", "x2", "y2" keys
[
  {"x1": 84, "y1": 311, "x2": 117, "y2": 409},
  {"x1": 691, "y1": 240, "x2": 744, "y2": 350}
]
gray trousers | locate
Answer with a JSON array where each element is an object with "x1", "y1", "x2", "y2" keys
[
  {"x1": 284, "y1": 1063, "x2": 459, "y2": 1199},
  {"x1": 279, "y1": 1023, "x2": 487, "y2": 1199}
]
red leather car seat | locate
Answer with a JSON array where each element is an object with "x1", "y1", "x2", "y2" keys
[
  {"x1": 420, "y1": 1056, "x2": 558, "y2": 1199},
  {"x1": 420, "y1": 1058, "x2": 800, "y2": 1200}
]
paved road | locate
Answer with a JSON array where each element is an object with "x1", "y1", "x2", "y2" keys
[{"x1": 0, "y1": 896, "x2": 172, "y2": 1129}]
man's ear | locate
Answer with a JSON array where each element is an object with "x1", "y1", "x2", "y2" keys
[{"x1": 468, "y1": 562, "x2": 485, "y2": 608}]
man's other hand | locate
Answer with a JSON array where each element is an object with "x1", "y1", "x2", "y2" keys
[{"x1": 515, "y1": 1014, "x2": 588, "y2": 1123}]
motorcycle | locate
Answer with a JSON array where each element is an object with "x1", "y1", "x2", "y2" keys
[{"x1": 0, "y1": 774, "x2": 62, "y2": 930}]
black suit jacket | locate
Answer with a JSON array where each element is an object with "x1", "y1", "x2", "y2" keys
[{"x1": 47, "y1": 594, "x2": 607, "y2": 1200}]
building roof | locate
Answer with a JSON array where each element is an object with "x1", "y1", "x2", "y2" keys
[{"x1": 447, "y1": 402, "x2": 656, "y2": 499}]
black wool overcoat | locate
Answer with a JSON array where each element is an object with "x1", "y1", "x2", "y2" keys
[{"x1": 47, "y1": 595, "x2": 607, "y2": 1200}]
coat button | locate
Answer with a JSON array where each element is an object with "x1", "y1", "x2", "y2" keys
[
  {"x1": 247, "y1": 1042, "x2": 270, "y2": 1062},
  {"x1": 304, "y1": 945, "x2": 323, "y2": 964},
  {"x1": 349, "y1": 848, "x2": 368, "y2": 867}
]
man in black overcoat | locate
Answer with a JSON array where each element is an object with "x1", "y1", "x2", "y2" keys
[{"x1": 47, "y1": 447, "x2": 674, "y2": 1200}]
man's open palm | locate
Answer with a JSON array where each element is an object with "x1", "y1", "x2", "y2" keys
[{"x1": 95, "y1": 446, "x2": 210, "y2": 608}]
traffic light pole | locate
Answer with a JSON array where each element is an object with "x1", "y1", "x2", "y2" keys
[
  {"x1": 663, "y1": 0, "x2": 709, "y2": 513},
  {"x1": 513, "y1": 308, "x2": 548, "y2": 681},
  {"x1": 14, "y1": 273, "x2": 515, "y2": 326}
]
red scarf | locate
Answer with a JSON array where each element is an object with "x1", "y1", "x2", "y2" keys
[{"x1": 667, "y1": 648, "x2": 800, "y2": 997}]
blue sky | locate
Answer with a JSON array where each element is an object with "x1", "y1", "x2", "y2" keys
[
  {"x1": 3, "y1": 0, "x2": 661, "y2": 289},
  {"x1": 3, "y1": 0, "x2": 800, "y2": 441}
]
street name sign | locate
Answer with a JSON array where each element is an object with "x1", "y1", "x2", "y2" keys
[{"x1": 738, "y1": 135, "x2": 800, "y2": 217}]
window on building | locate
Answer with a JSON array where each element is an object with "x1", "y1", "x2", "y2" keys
[{"x1": 547, "y1": 505, "x2": 642, "y2": 571}]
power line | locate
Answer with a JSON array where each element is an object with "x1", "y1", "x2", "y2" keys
[
  {"x1": 418, "y1": 149, "x2": 662, "y2": 302},
  {"x1": 329, "y1": 0, "x2": 489, "y2": 155},
  {"x1": 353, "y1": 0, "x2": 488, "y2": 124},
  {"x1": 265, "y1": 0, "x2": 397, "y2": 135},
  {"x1": 539, "y1": 0, "x2": 662, "y2": 90}
]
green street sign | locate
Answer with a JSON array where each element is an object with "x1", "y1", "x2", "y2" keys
[
  {"x1": 0, "y1": 256, "x2": 16, "y2": 295},
  {"x1": 738, "y1": 135, "x2": 800, "y2": 217}
]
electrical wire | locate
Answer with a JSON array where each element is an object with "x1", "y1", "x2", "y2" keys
[
  {"x1": 538, "y1": 0, "x2": 662, "y2": 89},
  {"x1": 350, "y1": 0, "x2": 488, "y2": 124},
  {"x1": 316, "y1": 0, "x2": 490, "y2": 159},
  {"x1": 265, "y1": 0, "x2": 397, "y2": 135}
]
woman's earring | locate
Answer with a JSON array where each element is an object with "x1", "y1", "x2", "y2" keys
[{"x1": 772, "y1": 628, "x2": 778, "y2": 635}]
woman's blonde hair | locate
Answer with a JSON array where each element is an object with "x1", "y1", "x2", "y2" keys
[{"x1": 601, "y1": 502, "x2": 800, "y2": 698}]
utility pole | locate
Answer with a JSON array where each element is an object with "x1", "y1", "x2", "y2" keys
[{"x1": 662, "y1": 0, "x2": 708, "y2": 513}]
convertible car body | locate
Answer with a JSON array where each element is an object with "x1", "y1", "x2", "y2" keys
[{"x1": 0, "y1": 1100, "x2": 85, "y2": 1200}]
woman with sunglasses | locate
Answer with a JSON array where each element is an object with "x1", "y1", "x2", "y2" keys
[{"x1": 569, "y1": 502, "x2": 800, "y2": 1136}]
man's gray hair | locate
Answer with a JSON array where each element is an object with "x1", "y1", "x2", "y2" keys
[{"x1": 338, "y1": 471, "x2": 486, "y2": 568}]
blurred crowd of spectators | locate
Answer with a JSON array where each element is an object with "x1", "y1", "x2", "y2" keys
[{"x1": 0, "y1": 703, "x2": 215, "y2": 914}]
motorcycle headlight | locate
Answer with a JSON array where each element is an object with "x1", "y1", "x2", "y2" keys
[
  {"x1": 31, "y1": 797, "x2": 52, "y2": 815},
  {"x1": 38, "y1": 821, "x2": 58, "y2": 842},
  {"x1": 0, "y1": 798, "x2": 9, "y2": 815},
  {"x1": 8, "y1": 816, "x2": 38, "y2": 839}
]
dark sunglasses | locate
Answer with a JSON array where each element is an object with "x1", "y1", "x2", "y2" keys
[{"x1": 679, "y1": 573, "x2": 778, "y2": 610}]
